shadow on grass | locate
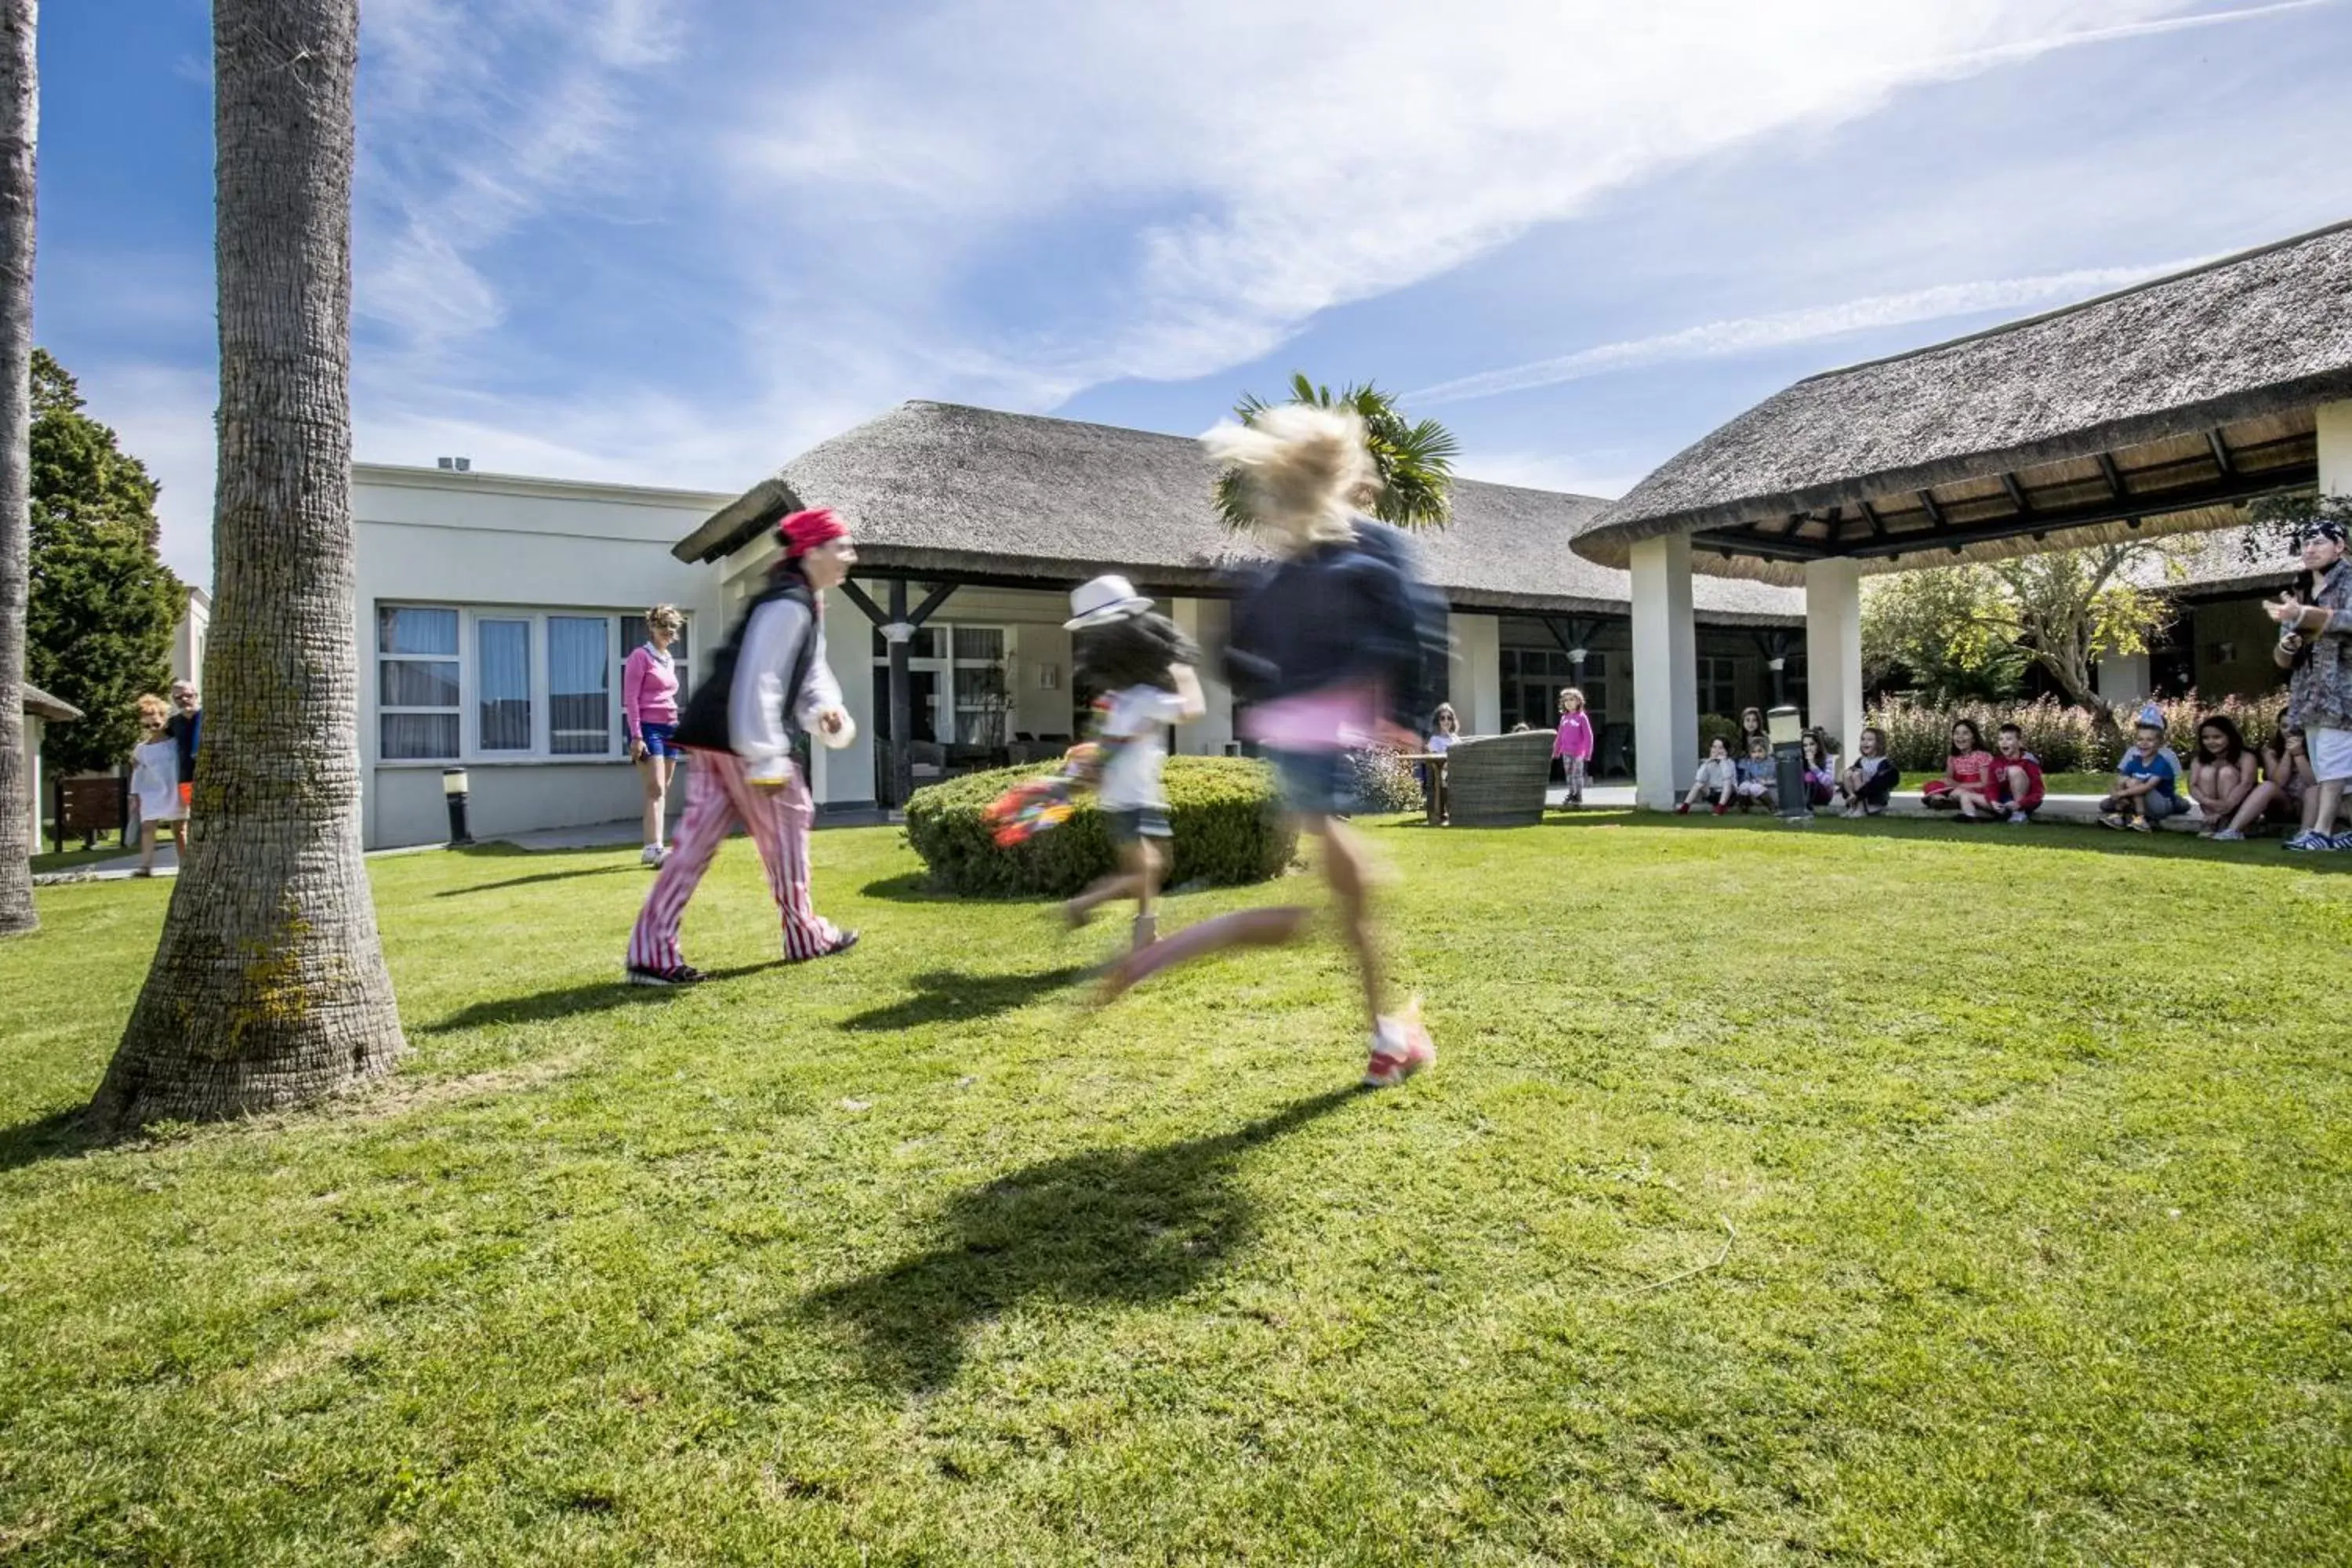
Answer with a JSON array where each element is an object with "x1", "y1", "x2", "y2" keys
[
  {"x1": 807, "y1": 1087, "x2": 1357, "y2": 1389},
  {"x1": 858, "y1": 871, "x2": 972, "y2": 904},
  {"x1": 838, "y1": 965, "x2": 1094, "y2": 1033},
  {"x1": 423, "y1": 961, "x2": 783, "y2": 1033},
  {"x1": 1527, "y1": 808, "x2": 2352, "y2": 868},
  {"x1": 0, "y1": 1105, "x2": 106, "y2": 1174},
  {"x1": 434, "y1": 865, "x2": 641, "y2": 898}
]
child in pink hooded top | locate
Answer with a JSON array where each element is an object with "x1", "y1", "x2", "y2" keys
[{"x1": 1554, "y1": 687, "x2": 1594, "y2": 807}]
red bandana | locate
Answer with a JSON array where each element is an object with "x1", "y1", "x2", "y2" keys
[{"x1": 779, "y1": 506, "x2": 848, "y2": 557}]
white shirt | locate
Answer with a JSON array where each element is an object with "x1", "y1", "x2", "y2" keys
[
  {"x1": 132, "y1": 739, "x2": 181, "y2": 822},
  {"x1": 1096, "y1": 685, "x2": 1189, "y2": 809},
  {"x1": 730, "y1": 597, "x2": 844, "y2": 782}
]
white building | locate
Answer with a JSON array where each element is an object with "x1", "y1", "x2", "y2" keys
[
  {"x1": 19, "y1": 684, "x2": 81, "y2": 849},
  {"x1": 351, "y1": 403, "x2": 1803, "y2": 848}
]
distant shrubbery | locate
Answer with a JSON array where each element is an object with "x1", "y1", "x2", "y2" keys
[
  {"x1": 905, "y1": 756, "x2": 1296, "y2": 898},
  {"x1": 1343, "y1": 747, "x2": 1425, "y2": 815}
]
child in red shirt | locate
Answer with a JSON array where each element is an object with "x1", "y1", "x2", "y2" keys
[
  {"x1": 1921, "y1": 718, "x2": 2000, "y2": 820},
  {"x1": 1994, "y1": 722, "x2": 2045, "y2": 823}
]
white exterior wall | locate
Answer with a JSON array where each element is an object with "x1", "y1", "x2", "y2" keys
[
  {"x1": 172, "y1": 587, "x2": 210, "y2": 688},
  {"x1": 2322, "y1": 400, "x2": 2352, "y2": 495},
  {"x1": 1170, "y1": 597, "x2": 1234, "y2": 755},
  {"x1": 1630, "y1": 534, "x2": 1698, "y2": 810},
  {"x1": 354, "y1": 465, "x2": 729, "y2": 850},
  {"x1": 1446, "y1": 611, "x2": 1503, "y2": 735}
]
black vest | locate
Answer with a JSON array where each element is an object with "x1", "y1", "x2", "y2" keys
[{"x1": 673, "y1": 576, "x2": 821, "y2": 753}]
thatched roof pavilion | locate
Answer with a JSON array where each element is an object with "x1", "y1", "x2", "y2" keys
[
  {"x1": 1572, "y1": 218, "x2": 2352, "y2": 585},
  {"x1": 674, "y1": 400, "x2": 1798, "y2": 624}
]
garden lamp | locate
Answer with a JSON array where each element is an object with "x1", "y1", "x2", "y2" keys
[
  {"x1": 1767, "y1": 704, "x2": 1809, "y2": 821},
  {"x1": 442, "y1": 767, "x2": 474, "y2": 847}
]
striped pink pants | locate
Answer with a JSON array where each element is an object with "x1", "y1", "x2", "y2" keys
[{"x1": 627, "y1": 748, "x2": 841, "y2": 970}]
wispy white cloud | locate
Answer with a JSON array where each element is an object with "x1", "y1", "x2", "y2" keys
[{"x1": 1406, "y1": 260, "x2": 2211, "y2": 406}]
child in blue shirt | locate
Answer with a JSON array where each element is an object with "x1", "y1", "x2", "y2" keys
[
  {"x1": 2100, "y1": 720, "x2": 2180, "y2": 833},
  {"x1": 1733, "y1": 735, "x2": 1777, "y2": 812}
]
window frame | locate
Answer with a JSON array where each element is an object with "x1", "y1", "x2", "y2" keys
[
  {"x1": 870, "y1": 619, "x2": 1012, "y2": 746},
  {"x1": 372, "y1": 602, "x2": 695, "y2": 766}
]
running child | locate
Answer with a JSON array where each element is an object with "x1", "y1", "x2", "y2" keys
[{"x1": 1059, "y1": 577, "x2": 1207, "y2": 952}]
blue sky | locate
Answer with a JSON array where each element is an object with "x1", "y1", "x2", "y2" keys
[{"x1": 39, "y1": 0, "x2": 2352, "y2": 584}]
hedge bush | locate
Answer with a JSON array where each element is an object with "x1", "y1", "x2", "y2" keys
[
  {"x1": 1345, "y1": 747, "x2": 1425, "y2": 815},
  {"x1": 904, "y1": 755, "x2": 1298, "y2": 898}
]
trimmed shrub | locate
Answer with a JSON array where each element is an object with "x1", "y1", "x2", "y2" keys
[
  {"x1": 1697, "y1": 713, "x2": 1744, "y2": 757},
  {"x1": 1345, "y1": 747, "x2": 1425, "y2": 814},
  {"x1": 905, "y1": 755, "x2": 1298, "y2": 898}
]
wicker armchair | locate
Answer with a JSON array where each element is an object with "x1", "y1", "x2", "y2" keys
[{"x1": 1442, "y1": 731, "x2": 1555, "y2": 826}]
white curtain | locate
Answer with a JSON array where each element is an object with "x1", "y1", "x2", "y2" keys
[
  {"x1": 478, "y1": 619, "x2": 532, "y2": 751},
  {"x1": 549, "y1": 616, "x2": 609, "y2": 754}
]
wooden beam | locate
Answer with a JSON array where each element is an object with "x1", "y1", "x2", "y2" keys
[
  {"x1": 2000, "y1": 471, "x2": 2030, "y2": 514},
  {"x1": 2096, "y1": 451, "x2": 2125, "y2": 499},
  {"x1": 1916, "y1": 488, "x2": 1947, "y2": 530},
  {"x1": 1857, "y1": 498, "x2": 1886, "y2": 539},
  {"x1": 1838, "y1": 461, "x2": 2313, "y2": 561},
  {"x1": 907, "y1": 581, "x2": 960, "y2": 628},
  {"x1": 836, "y1": 580, "x2": 887, "y2": 626}
]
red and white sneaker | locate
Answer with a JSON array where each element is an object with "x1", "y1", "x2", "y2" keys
[{"x1": 1363, "y1": 1008, "x2": 1435, "y2": 1089}]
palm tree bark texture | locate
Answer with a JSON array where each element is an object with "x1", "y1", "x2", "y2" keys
[
  {"x1": 97, "y1": 0, "x2": 404, "y2": 1123},
  {"x1": 0, "y1": 0, "x2": 37, "y2": 938}
]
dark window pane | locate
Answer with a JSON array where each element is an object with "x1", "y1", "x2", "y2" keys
[
  {"x1": 378, "y1": 606, "x2": 457, "y2": 656},
  {"x1": 381, "y1": 659, "x2": 459, "y2": 708},
  {"x1": 549, "y1": 616, "x2": 610, "y2": 754},
  {"x1": 478, "y1": 619, "x2": 532, "y2": 751},
  {"x1": 382, "y1": 712, "x2": 459, "y2": 760}
]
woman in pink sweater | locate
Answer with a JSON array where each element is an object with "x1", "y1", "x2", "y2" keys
[
  {"x1": 1554, "y1": 686, "x2": 1595, "y2": 808},
  {"x1": 625, "y1": 604, "x2": 684, "y2": 866}
]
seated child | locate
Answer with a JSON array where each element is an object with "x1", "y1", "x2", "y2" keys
[
  {"x1": 2187, "y1": 714, "x2": 2259, "y2": 838},
  {"x1": 1838, "y1": 726, "x2": 1900, "y2": 817},
  {"x1": 2100, "y1": 718, "x2": 2180, "y2": 833},
  {"x1": 1993, "y1": 722, "x2": 2045, "y2": 824},
  {"x1": 1800, "y1": 729, "x2": 1836, "y2": 808},
  {"x1": 1676, "y1": 736, "x2": 1737, "y2": 815},
  {"x1": 2219, "y1": 714, "x2": 2311, "y2": 840},
  {"x1": 1921, "y1": 719, "x2": 1999, "y2": 819},
  {"x1": 1733, "y1": 735, "x2": 1777, "y2": 812}
]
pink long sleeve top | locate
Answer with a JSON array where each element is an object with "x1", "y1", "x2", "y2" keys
[
  {"x1": 622, "y1": 644, "x2": 680, "y2": 741},
  {"x1": 1553, "y1": 710, "x2": 1594, "y2": 761}
]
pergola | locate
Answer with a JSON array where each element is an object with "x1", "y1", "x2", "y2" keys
[{"x1": 1572, "y1": 218, "x2": 2352, "y2": 808}]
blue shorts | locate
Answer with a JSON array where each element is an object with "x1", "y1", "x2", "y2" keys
[
  {"x1": 1264, "y1": 748, "x2": 1352, "y2": 820},
  {"x1": 1106, "y1": 805, "x2": 1172, "y2": 844},
  {"x1": 637, "y1": 721, "x2": 681, "y2": 759}
]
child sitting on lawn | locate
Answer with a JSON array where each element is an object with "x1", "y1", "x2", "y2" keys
[
  {"x1": 1994, "y1": 722, "x2": 2045, "y2": 824},
  {"x1": 2100, "y1": 715, "x2": 2181, "y2": 833},
  {"x1": 1921, "y1": 719, "x2": 1999, "y2": 819},
  {"x1": 1838, "y1": 726, "x2": 1899, "y2": 817},
  {"x1": 1059, "y1": 576, "x2": 1207, "y2": 950},
  {"x1": 1677, "y1": 735, "x2": 1737, "y2": 815},
  {"x1": 1733, "y1": 734, "x2": 1777, "y2": 811},
  {"x1": 2218, "y1": 712, "x2": 2313, "y2": 840},
  {"x1": 2187, "y1": 714, "x2": 2259, "y2": 838},
  {"x1": 1800, "y1": 729, "x2": 1837, "y2": 808}
]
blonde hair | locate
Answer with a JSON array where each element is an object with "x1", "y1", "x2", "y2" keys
[
  {"x1": 136, "y1": 694, "x2": 170, "y2": 726},
  {"x1": 1200, "y1": 403, "x2": 1375, "y2": 554},
  {"x1": 646, "y1": 604, "x2": 682, "y2": 633},
  {"x1": 1559, "y1": 687, "x2": 1584, "y2": 710}
]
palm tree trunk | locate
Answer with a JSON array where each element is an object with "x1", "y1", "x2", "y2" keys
[
  {"x1": 96, "y1": 0, "x2": 402, "y2": 1123},
  {"x1": 0, "y1": 0, "x2": 35, "y2": 938}
]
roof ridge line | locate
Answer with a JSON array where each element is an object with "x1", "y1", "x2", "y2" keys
[{"x1": 1793, "y1": 215, "x2": 2352, "y2": 385}]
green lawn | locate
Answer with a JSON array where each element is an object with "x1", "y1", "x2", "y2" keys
[{"x1": 4, "y1": 818, "x2": 2350, "y2": 1565}]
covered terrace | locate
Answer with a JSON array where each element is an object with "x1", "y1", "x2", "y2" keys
[{"x1": 1572, "y1": 217, "x2": 2352, "y2": 809}]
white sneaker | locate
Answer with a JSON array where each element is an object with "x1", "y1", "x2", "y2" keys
[
  {"x1": 2210, "y1": 828, "x2": 2245, "y2": 842},
  {"x1": 641, "y1": 844, "x2": 667, "y2": 867},
  {"x1": 2006, "y1": 811, "x2": 2028, "y2": 826},
  {"x1": 1363, "y1": 1013, "x2": 1435, "y2": 1089}
]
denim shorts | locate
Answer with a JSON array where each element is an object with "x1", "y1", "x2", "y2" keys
[
  {"x1": 1105, "y1": 805, "x2": 1172, "y2": 844},
  {"x1": 637, "y1": 721, "x2": 681, "y2": 759},
  {"x1": 1263, "y1": 747, "x2": 1352, "y2": 819}
]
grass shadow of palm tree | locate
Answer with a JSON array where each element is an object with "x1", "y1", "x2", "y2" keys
[
  {"x1": 807, "y1": 1087, "x2": 1359, "y2": 1390},
  {"x1": 0, "y1": 1105, "x2": 104, "y2": 1174},
  {"x1": 434, "y1": 865, "x2": 640, "y2": 898},
  {"x1": 421, "y1": 962, "x2": 782, "y2": 1033},
  {"x1": 837, "y1": 965, "x2": 1094, "y2": 1033}
]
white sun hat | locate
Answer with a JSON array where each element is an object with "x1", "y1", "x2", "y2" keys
[{"x1": 1065, "y1": 574, "x2": 1153, "y2": 630}]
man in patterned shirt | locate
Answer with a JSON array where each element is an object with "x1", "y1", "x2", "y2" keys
[{"x1": 2270, "y1": 517, "x2": 2352, "y2": 850}]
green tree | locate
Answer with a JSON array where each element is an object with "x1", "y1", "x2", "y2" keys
[
  {"x1": 1214, "y1": 372, "x2": 1458, "y2": 532},
  {"x1": 24, "y1": 349, "x2": 182, "y2": 775},
  {"x1": 1861, "y1": 542, "x2": 2177, "y2": 710},
  {"x1": 2240, "y1": 488, "x2": 2352, "y2": 564}
]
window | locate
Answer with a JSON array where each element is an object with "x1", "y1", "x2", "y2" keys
[
  {"x1": 952, "y1": 626, "x2": 1009, "y2": 746},
  {"x1": 872, "y1": 620, "x2": 1011, "y2": 746},
  {"x1": 1697, "y1": 655, "x2": 1740, "y2": 717},
  {"x1": 477, "y1": 619, "x2": 532, "y2": 752},
  {"x1": 374, "y1": 604, "x2": 691, "y2": 763},
  {"x1": 379, "y1": 607, "x2": 460, "y2": 760},
  {"x1": 549, "y1": 617, "x2": 612, "y2": 755}
]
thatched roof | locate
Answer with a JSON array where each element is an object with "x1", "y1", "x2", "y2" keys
[
  {"x1": 20, "y1": 684, "x2": 81, "y2": 722},
  {"x1": 1574, "y1": 218, "x2": 2352, "y2": 584},
  {"x1": 677, "y1": 401, "x2": 1800, "y2": 623}
]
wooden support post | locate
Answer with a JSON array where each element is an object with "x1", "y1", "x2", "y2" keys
[{"x1": 887, "y1": 579, "x2": 912, "y2": 810}]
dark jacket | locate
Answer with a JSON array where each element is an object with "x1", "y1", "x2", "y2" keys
[
  {"x1": 674, "y1": 575, "x2": 837, "y2": 777},
  {"x1": 1224, "y1": 521, "x2": 1440, "y2": 730},
  {"x1": 165, "y1": 709, "x2": 201, "y2": 783}
]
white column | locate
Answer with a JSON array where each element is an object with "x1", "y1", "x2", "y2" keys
[
  {"x1": 2096, "y1": 651, "x2": 2151, "y2": 704},
  {"x1": 1630, "y1": 534, "x2": 1697, "y2": 810},
  {"x1": 2321, "y1": 400, "x2": 2352, "y2": 495},
  {"x1": 1170, "y1": 597, "x2": 1234, "y2": 754},
  {"x1": 1446, "y1": 610, "x2": 1502, "y2": 735},
  {"x1": 1803, "y1": 557, "x2": 1864, "y2": 766}
]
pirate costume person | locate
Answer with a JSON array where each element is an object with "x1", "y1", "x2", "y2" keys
[
  {"x1": 2268, "y1": 516, "x2": 2352, "y2": 849},
  {"x1": 625, "y1": 509, "x2": 862, "y2": 984}
]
